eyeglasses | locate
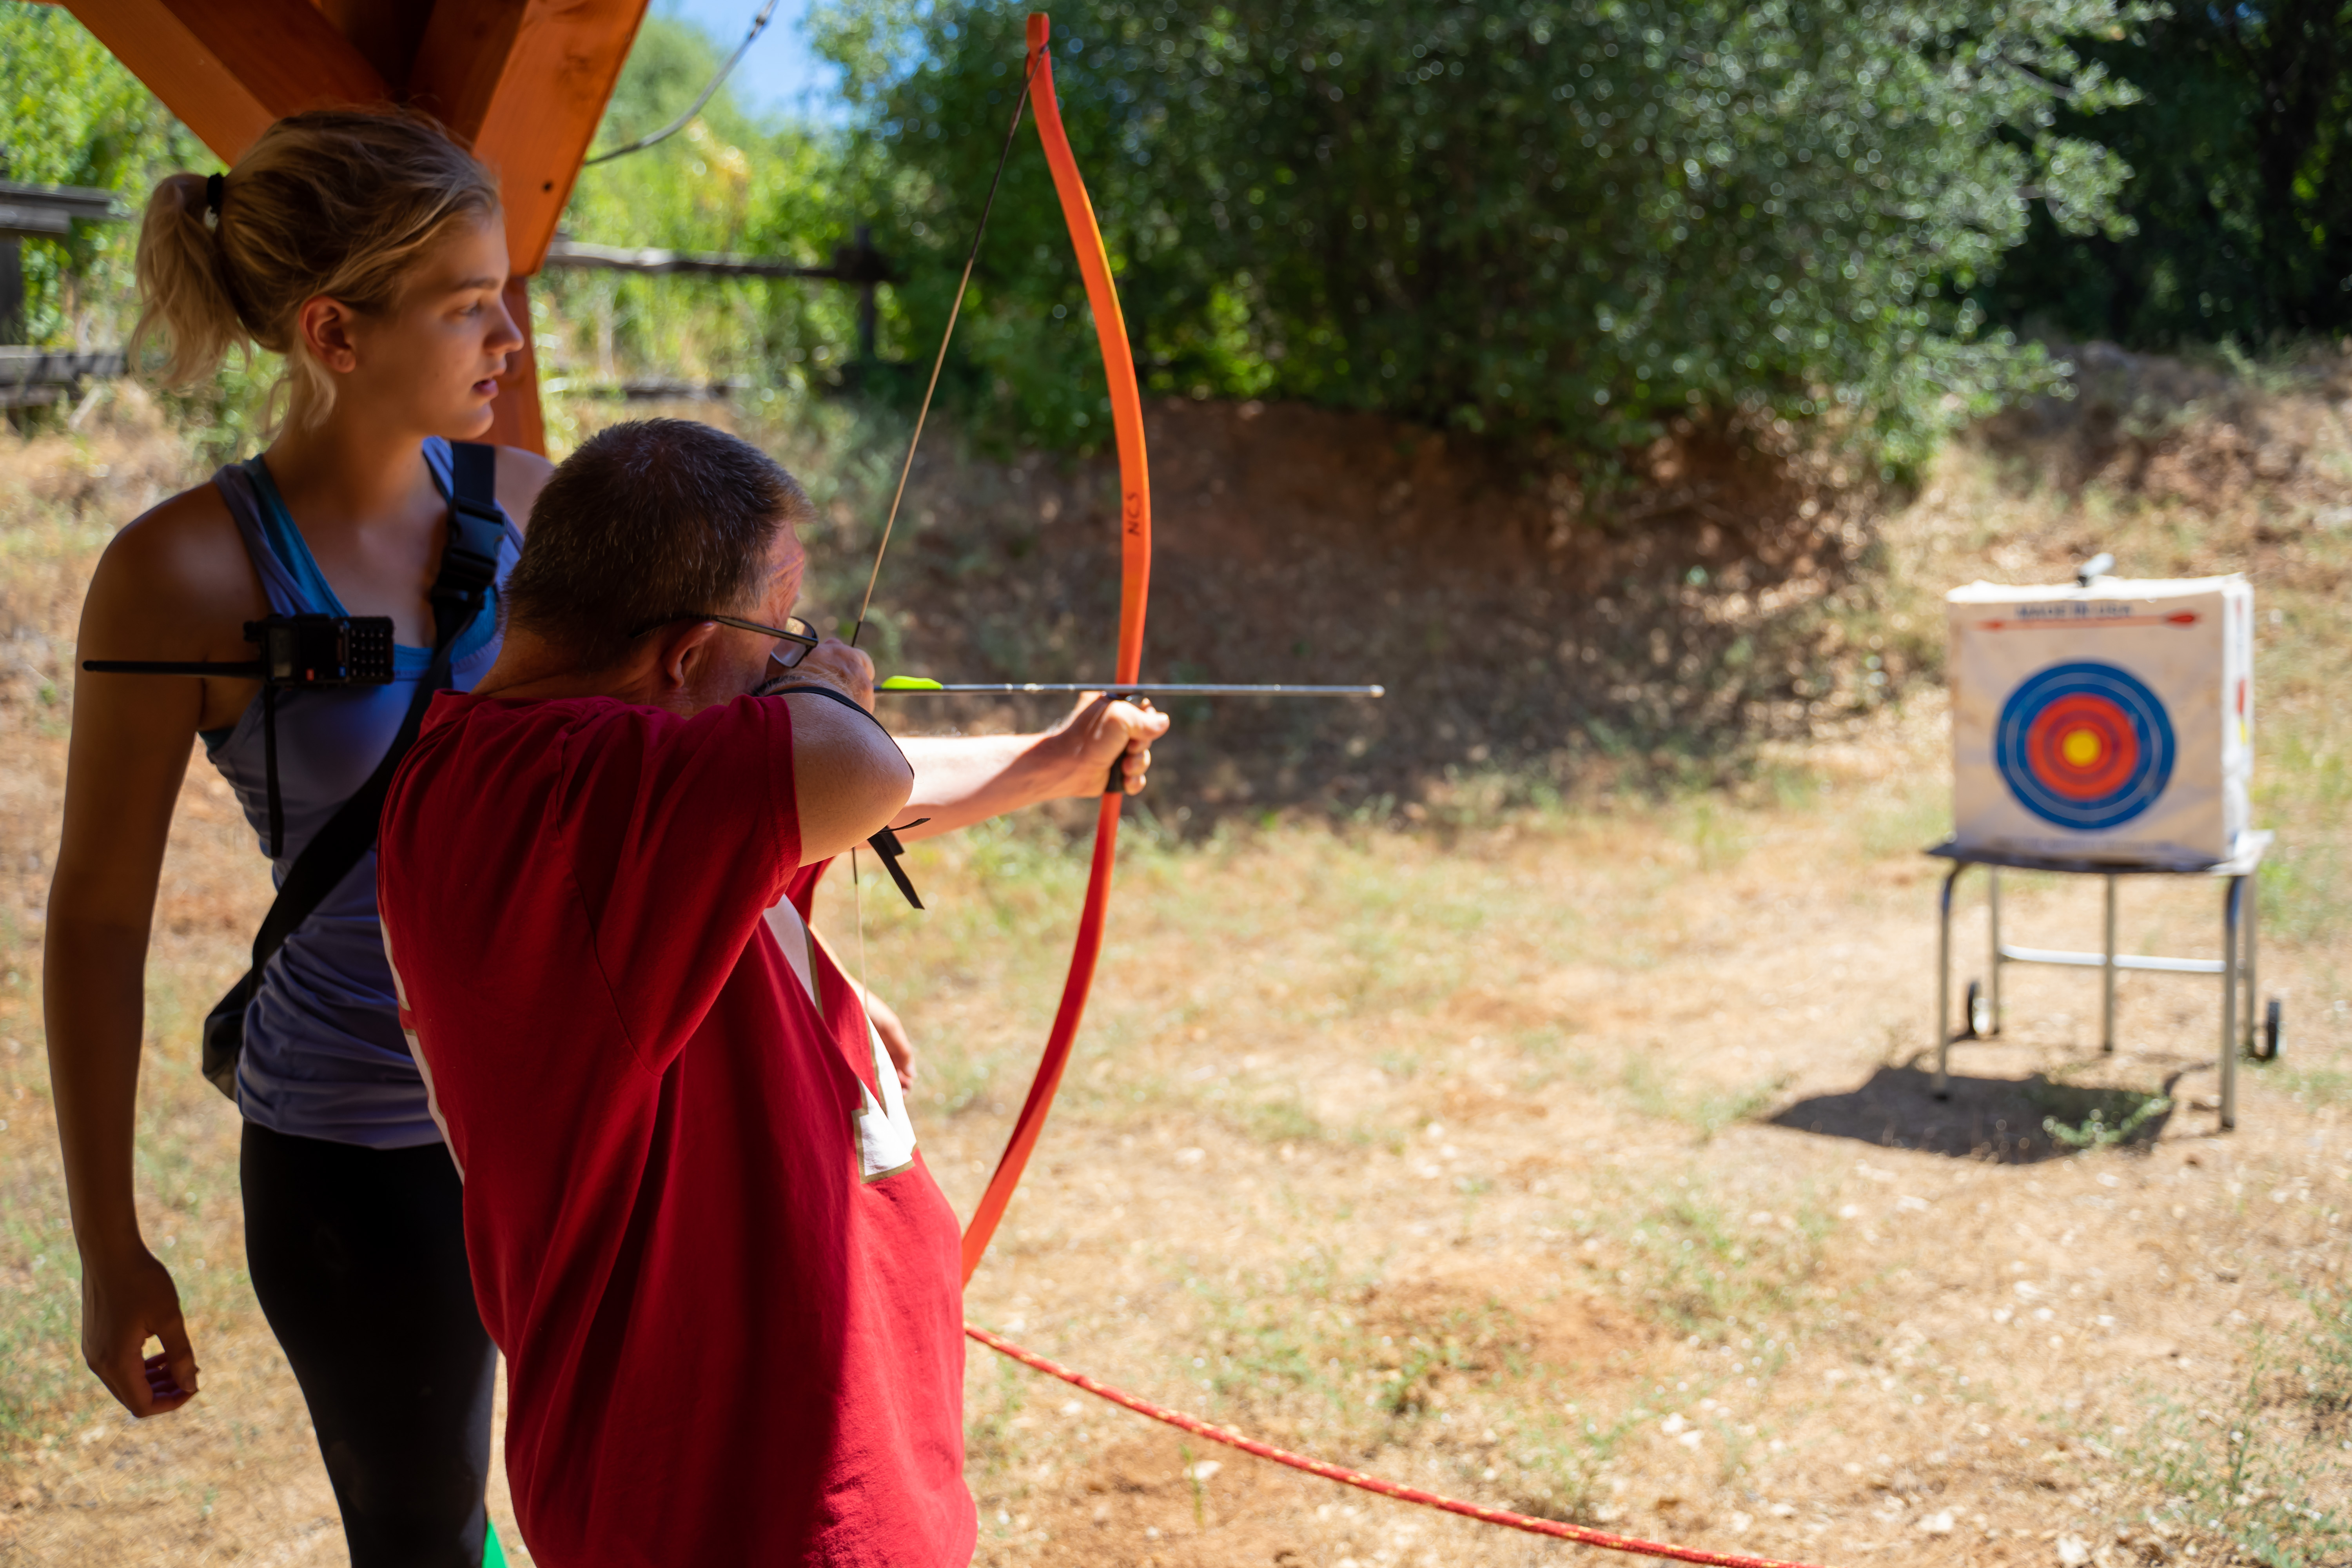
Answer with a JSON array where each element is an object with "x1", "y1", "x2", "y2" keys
[{"x1": 628, "y1": 612, "x2": 822, "y2": 669}]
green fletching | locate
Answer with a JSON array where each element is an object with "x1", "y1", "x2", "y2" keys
[{"x1": 878, "y1": 676, "x2": 944, "y2": 691}]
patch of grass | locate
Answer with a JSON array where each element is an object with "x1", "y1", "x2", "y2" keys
[
  {"x1": 1620, "y1": 1058, "x2": 1787, "y2": 1142},
  {"x1": 1592, "y1": 1185, "x2": 1831, "y2": 1338},
  {"x1": 2041, "y1": 1092, "x2": 2172, "y2": 1150},
  {"x1": 0, "y1": 1217, "x2": 81, "y2": 1439},
  {"x1": 1672, "y1": 797, "x2": 1748, "y2": 873},
  {"x1": 1855, "y1": 772, "x2": 1952, "y2": 862},
  {"x1": 2285, "y1": 1278, "x2": 2352, "y2": 1427},
  {"x1": 2025, "y1": 1077, "x2": 2175, "y2": 1152},
  {"x1": 1166, "y1": 1252, "x2": 1634, "y2": 1525},
  {"x1": 2122, "y1": 1358, "x2": 2352, "y2": 1564},
  {"x1": 963, "y1": 1350, "x2": 1031, "y2": 1493},
  {"x1": 1233, "y1": 1093, "x2": 1324, "y2": 1145},
  {"x1": 2273, "y1": 1065, "x2": 2352, "y2": 1108},
  {"x1": 2261, "y1": 840, "x2": 2352, "y2": 948},
  {"x1": 1499, "y1": 1401, "x2": 1646, "y2": 1524},
  {"x1": 926, "y1": 1045, "x2": 1009, "y2": 1120},
  {"x1": 2094, "y1": 1278, "x2": 2352, "y2": 1568}
]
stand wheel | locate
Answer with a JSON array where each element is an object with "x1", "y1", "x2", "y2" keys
[
  {"x1": 1965, "y1": 979, "x2": 1993, "y2": 1040},
  {"x1": 2258, "y1": 998, "x2": 2283, "y2": 1062}
]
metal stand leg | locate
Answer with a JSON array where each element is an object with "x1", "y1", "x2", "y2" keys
[
  {"x1": 2244, "y1": 873, "x2": 2260, "y2": 1054},
  {"x1": 2221, "y1": 877, "x2": 2242, "y2": 1132},
  {"x1": 1987, "y1": 869, "x2": 2002, "y2": 1036},
  {"x1": 2102, "y1": 874, "x2": 2118, "y2": 1053},
  {"x1": 1936, "y1": 865, "x2": 1963, "y2": 1099}
]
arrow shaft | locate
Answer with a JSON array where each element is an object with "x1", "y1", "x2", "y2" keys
[{"x1": 883, "y1": 682, "x2": 1384, "y2": 697}]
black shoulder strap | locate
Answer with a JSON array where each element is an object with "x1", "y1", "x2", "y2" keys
[
  {"x1": 436, "y1": 440, "x2": 503, "y2": 641},
  {"x1": 243, "y1": 442, "x2": 499, "y2": 973}
]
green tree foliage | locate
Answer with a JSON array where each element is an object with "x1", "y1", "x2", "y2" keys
[
  {"x1": 0, "y1": 0, "x2": 201, "y2": 346},
  {"x1": 547, "y1": 16, "x2": 873, "y2": 391},
  {"x1": 814, "y1": 0, "x2": 2150, "y2": 467},
  {"x1": 1982, "y1": 0, "x2": 2352, "y2": 347}
]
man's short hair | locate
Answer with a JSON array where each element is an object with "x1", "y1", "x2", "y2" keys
[{"x1": 506, "y1": 419, "x2": 815, "y2": 671}]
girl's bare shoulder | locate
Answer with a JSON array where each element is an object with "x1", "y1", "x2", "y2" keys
[
  {"x1": 85, "y1": 479, "x2": 267, "y2": 654},
  {"x1": 495, "y1": 444, "x2": 555, "y2": 534}
]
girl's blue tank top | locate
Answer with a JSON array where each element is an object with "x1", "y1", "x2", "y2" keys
[{"x1": 202, "y1": 438, "x2": 521, "y2": 1148}]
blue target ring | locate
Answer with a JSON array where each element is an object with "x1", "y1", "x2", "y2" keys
[{"x1": 1996, "y1": 661, "x2": 2175, "y2": 829}]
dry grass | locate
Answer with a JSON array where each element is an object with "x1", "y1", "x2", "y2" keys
[{"x1": 3, "y1": 359, "x2": 2350, "y2": 1567}]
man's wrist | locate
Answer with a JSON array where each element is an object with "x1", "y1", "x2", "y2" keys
[{"x1": 1018, "y1": 725, "x2": 1097, "y2": 802}]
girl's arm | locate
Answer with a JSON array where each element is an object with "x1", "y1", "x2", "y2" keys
[{"x1": 44, "y1": 488, "x2": 265, "y2": 1418}]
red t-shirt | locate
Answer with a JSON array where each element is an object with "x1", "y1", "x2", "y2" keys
[{"x1": 377, "y1": 691, "x2": 973, "y2": 1568}]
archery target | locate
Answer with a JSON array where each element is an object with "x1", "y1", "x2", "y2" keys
[
  {"x1": 1995, "y1": 662, "x2": 2176, "y2": 829},
  {"x1": 1948, "y1": 576, "x2": 2252, "y2": 866}
]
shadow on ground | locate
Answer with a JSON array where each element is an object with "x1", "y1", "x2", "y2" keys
[{"x1": 1767, "y1": 1062, "x2": 2180, "y2": 1163}]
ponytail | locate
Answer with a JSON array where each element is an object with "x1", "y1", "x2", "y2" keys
[
  {"x1": 128, "y1": 109, "x2": 501, "y2": 428},
  {"x1": 130, "y1": 171, "x2": 250, "y2": 390}
]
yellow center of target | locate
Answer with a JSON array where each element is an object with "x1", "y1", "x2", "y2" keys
[{"x1": 2060, "y1": 726, "x2": 2104, "y2": 768}]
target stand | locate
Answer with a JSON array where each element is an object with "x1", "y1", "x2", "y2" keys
[{"x1": 1926, "y1": 831, "x2": 2276, "y2": 1131}]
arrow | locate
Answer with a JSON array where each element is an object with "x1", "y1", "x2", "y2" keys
[
  {"x1": 1976, "y1": 612, "x2": 2198, "y2": 630},
  {"x1": 878, "y1": 678, "x2": 1385, "y2": 697}
]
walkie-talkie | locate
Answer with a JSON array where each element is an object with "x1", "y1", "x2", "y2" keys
[
  {"x1": 85, "y1": 612, "x2": 398, "y2": 685},
  {"x1": 84, "y1": 614, "x2": 399, "y2": 854}
]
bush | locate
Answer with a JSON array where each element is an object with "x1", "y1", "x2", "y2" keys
[
  {"x1": 543, "y1": 16, "x2": 873, "y2": 393},
  {"x1": 1980, "y1": 0, "x2": 2352, "y2": 348},
  {"x1": 815, "y1": 0, "x2": 2150, "y2": 473},
  {"x1": 0, "y1": 0, "x2": 202, "y2": 348}
]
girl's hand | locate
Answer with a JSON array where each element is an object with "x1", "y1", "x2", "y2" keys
[{"x1": 80, "y1": 1244, "x2": 199, "y2": 1417}]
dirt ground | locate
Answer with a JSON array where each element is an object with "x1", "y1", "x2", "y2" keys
[{"x1": 3, "y1": 356, "x2": 2350, "y2": 1567}]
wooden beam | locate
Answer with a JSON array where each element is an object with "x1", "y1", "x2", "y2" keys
[
  {"x1": 406, "y1": 0, "x2": 532, "y2": 143},
  {"x1": 316, "y1": 0, "x2": 437, "y2": 90},
  {"x1": 61, "y1": 0, "x2": 388, "y2": 162},
  {"x1": 410, "y1": 0, "x2": 650, "y2": 277}
]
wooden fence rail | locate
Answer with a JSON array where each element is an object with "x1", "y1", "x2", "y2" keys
[
  {"x1": 541, "y1": 225, "x2": 892, "y2": 363},
  {"x1": 0, "y1": 347, "x2": 128, "y2": 410}
]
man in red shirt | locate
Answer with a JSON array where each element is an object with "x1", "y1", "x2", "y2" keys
[{"x1": 376, "y1": 419, "x2": 1166, "y2": 1567}]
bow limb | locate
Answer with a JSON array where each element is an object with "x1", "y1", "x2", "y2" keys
[
  {"x1": 1025, "y1": 12, "x2": 1151, "y2": 682},
  {"x1": 959, "y1": 12, "x2": 1153, "y2": 1284}
]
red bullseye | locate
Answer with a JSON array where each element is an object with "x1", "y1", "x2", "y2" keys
[{"x1": 2024, "y1": 693, "x2": 2139, "y2": 801}]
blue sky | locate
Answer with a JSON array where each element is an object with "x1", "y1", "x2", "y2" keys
[{"x1": 655, "y1": 0, "x2": 845, "y2": 120}]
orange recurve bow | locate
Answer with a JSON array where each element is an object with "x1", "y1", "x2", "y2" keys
[{"x1": 956, "y1": 12, "x2": 1153, "y2": 1283}]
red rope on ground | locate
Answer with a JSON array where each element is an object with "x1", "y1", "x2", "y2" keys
[{"x1": 967, "y1": 1324, "x2": 1834, "y2": 1568}]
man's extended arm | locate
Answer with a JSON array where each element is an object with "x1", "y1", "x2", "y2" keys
[{"x1": 887, "y1": 696, "x2": 1171, "y2": 842}]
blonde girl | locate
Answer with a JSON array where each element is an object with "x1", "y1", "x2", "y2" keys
[{"x1": 45, "y1": 109, "x2": 549, "y2": 1566}]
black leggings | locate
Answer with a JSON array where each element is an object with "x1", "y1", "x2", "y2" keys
[{"x1": 241, "y1": 1121, "x2": 495, "y2": 1568}]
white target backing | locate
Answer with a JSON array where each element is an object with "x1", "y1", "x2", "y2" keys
[{"x1": 1947, "y1": 576, "x2": 2252, "y2": 867}]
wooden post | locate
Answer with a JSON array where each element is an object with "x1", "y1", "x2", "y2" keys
[
  {"x1": 0, "y1": 240, "x2": 21, "y2": 345},
  {"x1": 486, "y1": 274, "x2": 544, "y2": 453},
  {"x1": 856, "y1": 224, "x2": 878, "y2": 364},
  {"x1": 411, "y1": 0, "x2": 652, "y2": 454}
]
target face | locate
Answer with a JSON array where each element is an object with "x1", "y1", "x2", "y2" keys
[{"x1": 1996, "y1": 662, "x2": 2176, "y2": 829}]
